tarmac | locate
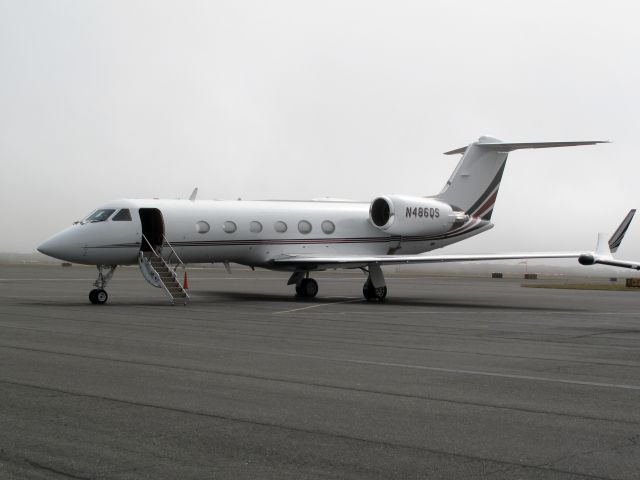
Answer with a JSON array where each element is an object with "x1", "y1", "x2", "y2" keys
[{"x1": 1, "y1": 264, "x2": 640, "y2": 479}]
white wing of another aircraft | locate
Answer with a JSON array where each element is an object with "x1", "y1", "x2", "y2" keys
[{"x1": 579, "y1": 210, "x2": 639, "y2": 270}]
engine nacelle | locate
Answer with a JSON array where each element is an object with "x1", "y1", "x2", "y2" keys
[
  {"x1": 369, "y1": 195, "x2": 465, "y2": 236},
  {"x1": 578, "y1": 254, "x2": 596, "y2": 266}
]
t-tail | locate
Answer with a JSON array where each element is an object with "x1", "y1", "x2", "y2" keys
[{"x1": 436, "y1": 136, "x2": 608, "y2": 221}]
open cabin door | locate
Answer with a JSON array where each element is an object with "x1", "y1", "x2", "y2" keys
[{"x1": 139, "y1": 208, "x2": 165, "y2": 252}]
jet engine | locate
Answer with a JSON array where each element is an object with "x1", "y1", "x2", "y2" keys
[
  {"x1": 369, "y1": 195, "x2": 467, "y2": 236},
  {"x1": 578, "y1": 254, "x2": 596, "y2": 265}
]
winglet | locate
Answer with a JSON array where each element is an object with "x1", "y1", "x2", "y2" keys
[
  {"x1": 189, "y1": 187, "x2": 198, "y2": 202},
  {"x1": 608, "y1": 209, "x2": 636, "y2": 253}
]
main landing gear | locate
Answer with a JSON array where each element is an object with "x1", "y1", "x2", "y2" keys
[
  {"x1": 363, "y1": 278, "x2": 387, "y2": 302},
  {"x1": 288, "y1": 271, "x2": 319, "y2": 298},
  {"x1": 296, "y1": 278, "x2": 319, "y2": 298},
  {"x1": 287, "y1": 263, "x2": 388, "y2": 302},
  {"x1": 89, "y1": 265, "x2": 117, "y2": 305},
  {"x1": 362, "y1": 263, "x2": 387, "y2": 302}
]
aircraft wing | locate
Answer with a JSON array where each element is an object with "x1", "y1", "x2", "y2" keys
[
  {"x1": 270, "y1": 252, "x2": 580, "y2": 269},
  {"x1": 586, "y1": 257, "x2": 640, "y2": 271},
  {"x1": 577, "y1": 210, "x2": 638, "y2": 270}
]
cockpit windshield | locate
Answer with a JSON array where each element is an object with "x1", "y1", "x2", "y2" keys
[
  {"x1": 84, "y1": 209, "x2": 116, "y2": 223},
  {"x1": 112, "y1": 209, "x2": 132, "y2": 221}
]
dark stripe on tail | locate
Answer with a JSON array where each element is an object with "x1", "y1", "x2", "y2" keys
[{"x1": 465, "y1": 161, "x2": 507, "y2": 219}]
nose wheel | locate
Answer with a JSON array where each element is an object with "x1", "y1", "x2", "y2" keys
[
  {"x1": 89, "y1": 265, "x2": 117, "y2": 305},
  {"x1": 89, "y1": 289, "x2": 108, "y2": 304}
]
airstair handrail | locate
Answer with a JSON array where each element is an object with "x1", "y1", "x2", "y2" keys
[
  {"x1": 161, "y1": 235, "x2": 186, "y2": 267},
  {"x1": 141, "y1": 234, "x2": 161, "y2": 258},
  {"x1": 139, "y1": 234, "x2": 189, "y2": 304}
]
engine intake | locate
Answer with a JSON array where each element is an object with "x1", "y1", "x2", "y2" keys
[
  {"x1": 369, "y1": 195, "x2": 460, "y2": 236},
  {"x1": 370, "y1": 197, "x2": 392, "y2": 228}
]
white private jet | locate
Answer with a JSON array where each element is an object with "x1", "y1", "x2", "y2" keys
[{"x1": 38, "y1": 136, "x2": 607, "y2": 305}]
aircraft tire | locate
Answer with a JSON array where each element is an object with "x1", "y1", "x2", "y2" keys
[
  {"x1": 89, "y1": 289, "x2": 99, "y2": 304},
  {"x1": 296, "y1": 278, "x2": 318, "y2": 298},
  {"x1": 363, "y1": 283, "x2": 387, "y2": 302},
  {"x1": 95, "y1": 289, "x2": 108, "y2": 304}
]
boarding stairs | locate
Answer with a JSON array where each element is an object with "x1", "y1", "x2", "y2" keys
[{"x1": 139, "y1": 235, "x2": 189, "y2": 305}]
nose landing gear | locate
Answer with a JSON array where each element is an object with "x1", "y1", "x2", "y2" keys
[
  {"x1": 89, "y1": 288, "x2": 108, "y2": 304},
  {"x1": 89, "y1": 265, "x2": 117, "y2": 304}
]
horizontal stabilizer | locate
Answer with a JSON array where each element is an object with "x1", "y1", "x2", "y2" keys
[{"x1": 444, "y1": 140, "x2": 609, "y2": 155}]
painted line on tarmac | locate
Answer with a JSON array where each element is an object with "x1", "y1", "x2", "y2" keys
[
  {"x1": 273, "y1": 298, "x2": 361, "y2": 315},
  {"x1": 235, "y1": 350, "x2": 640, "y2": 391},
  {"x1": 301, "y1": 310, "x2": 640, "y2": 317}
]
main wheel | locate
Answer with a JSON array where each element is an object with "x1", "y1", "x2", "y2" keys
[
  {"x1": 89, "y1": 289, "x2": 99, "y2": 304},
  {"x1": 296, "y1": 278, "x2": 318, "y2": 298},
  {"x1": 89, "y1": 289, "x2": 108, "y2": 305},
  {"x1": 363, "y1": 281, "x2": 387, "y2": 302}
]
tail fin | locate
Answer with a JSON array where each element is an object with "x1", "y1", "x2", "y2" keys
[
  {"x1": 608, "y1": 209, "x2": 635, "y2": 253},
  {"x1": 436, "y1": 136, "x2": 608, "y2": 221},
  {"x1": 595, "y1": 232, "x2": 612, "y2": 257}
]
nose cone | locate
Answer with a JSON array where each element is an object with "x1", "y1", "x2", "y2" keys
[{"x1": 38, "y1": 228, "x2": 83, "y2": 263}]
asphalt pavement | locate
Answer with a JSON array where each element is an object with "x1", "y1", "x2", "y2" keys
[{"x1": 1, "y1": 264, "x2": 640, "y2": 479}]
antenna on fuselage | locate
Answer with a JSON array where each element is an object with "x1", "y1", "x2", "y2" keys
[{"x1": 189, "y1": 187, "x2": 198, "y2": 201}]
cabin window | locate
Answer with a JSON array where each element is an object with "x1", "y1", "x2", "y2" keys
[
  {"x1": 196, "y1": 221, "x2": 210, "y2": 234},
  {"x1": 112, "y1": 209, "x2": 132, "y2": 221},
  {"x1": 249, "y1": 221, "x2": 263, "y2": 233},
  {"x1": 321, "y1": 220, "x2": 335, "y2": 234},
  {"x1": 274, "y1": 221, "x2": 288, "y2": 233},
  {"x1": 223, "y1": 221, "x2": 237, "y2": 233},
  {"x1": 298, "y1": 220, "x2": 312, "y2": 234},
  {"x1": 85, "y1": 209, "x2": 115, "y2": 223}
]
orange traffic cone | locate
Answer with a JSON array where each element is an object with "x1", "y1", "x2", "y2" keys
[{"x1": 183, "y1": 271, "x2": 189, "y2": 290}]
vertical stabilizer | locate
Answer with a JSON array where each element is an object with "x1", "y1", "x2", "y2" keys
[
  {"x1": 436, "y1": 137, "x2": 608, "y2": 221},
  {"x1": 595, "y1": 232, "x2": 612, "y2": 258},
  {"x1": 437, "y1": 136, "x2": 508, "y2": 220}
]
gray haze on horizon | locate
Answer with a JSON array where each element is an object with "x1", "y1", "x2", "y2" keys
[{"x1": 1, "y1": 1, "x2": 638, "y2": 260}]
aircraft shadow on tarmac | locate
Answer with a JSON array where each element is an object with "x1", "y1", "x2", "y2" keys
[
  {"x1": 193, "y1": 290, "x2": 583, "y2": 312},
  {"x1": 22, "y1": 290, "x2": 582, "y2": 312}
]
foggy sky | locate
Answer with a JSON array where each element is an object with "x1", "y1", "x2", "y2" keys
[{"x1": 1, "y1": 1, "x2": 638, "y2": 257}]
